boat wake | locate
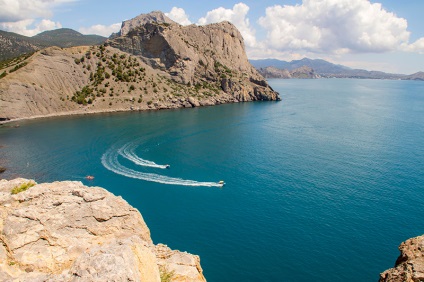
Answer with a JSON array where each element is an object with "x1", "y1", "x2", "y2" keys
[
  {"x1": 118, "y1": 142, "x2": 169, "y2": 169},
  {"x1": 101, "y1": 144, "x2": 222, "y2": 187}
]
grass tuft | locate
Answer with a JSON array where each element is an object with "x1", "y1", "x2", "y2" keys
[{"x1": 11, "y1": 181, "x2": 35, "y2": 195}]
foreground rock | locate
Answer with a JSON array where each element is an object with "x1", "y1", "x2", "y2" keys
[
  {"x1": 0, "y1": 178, "x2": 206, "y2": 281},
  {"x1": 379, "y1": 235, "x2": 424, "y2": 281}
]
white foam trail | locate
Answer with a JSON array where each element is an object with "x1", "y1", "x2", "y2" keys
[
  {"x1": 118, "y1": 142, "x2": 168, "y2": 169},
  {"x1": 101, "y1": 147, "x2": 222, "y2": 187}
]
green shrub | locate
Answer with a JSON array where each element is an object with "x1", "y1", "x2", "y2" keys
[
  {"x1": 11, "y1": 181, "x2": 35, "y2": 195},
  {"x1": 159, "y1": 266, "x2": 175, "y2": 282},
  {"x1": 9, "y1": 62, "x2": 28, "y2": 73}
]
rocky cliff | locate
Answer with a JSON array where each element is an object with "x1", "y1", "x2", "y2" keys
[
  {"x1": 108, "y1": 11, "x2": 279, "y2": 102},
  {"x1": 379, "y1": 235, "x2": 424, "y2": 281},
  {"x1": 0, "y1": 11, "x2": 279, "y2": 122},
  {"x1": 0, "y1": 178, "x2": 206, "y2": 281}
]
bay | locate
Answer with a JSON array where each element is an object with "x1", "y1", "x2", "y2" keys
[{"x1": 1, "y1": 78, "x2": 424, "y2": 281}]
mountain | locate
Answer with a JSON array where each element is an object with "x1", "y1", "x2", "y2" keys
[
  {"x1": 33, "y1": 28, "x2": 106, "y2": 48},
  {"x1": 403, "y1": 71, "x2": 424, "y2": 81},
  {"x1": 0, "y1": 30, "x2": 43, "y2": 61},
  {"x1": 108, "y1": 11, "x2": 278, "y2": 102},
  {"x1": 251, "y1": 58, "x2": 350, "y2": 75},
  {"x1": 250, "y1": 58, "x2": 408, "y2": 79},
  {"x1": 0, "y1": 11, "x2": 279, "y2": 121},
  {"x1": 259, "y1": 66, "x2": 320, "y2": 79},
  {"x1": 0, "y1": 28, "x2": 106, "y2": 61}
]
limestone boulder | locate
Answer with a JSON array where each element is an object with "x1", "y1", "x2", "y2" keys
[{"x1": 0, "y1": 178, "x2": 206, "y2": 281}]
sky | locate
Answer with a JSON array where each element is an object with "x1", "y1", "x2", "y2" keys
[{"x1": 0, "y1": 0, "x2": 423, "y2": 74}]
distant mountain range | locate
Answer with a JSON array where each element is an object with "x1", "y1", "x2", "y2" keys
[
  {"x1": 0, "y1": 28, "x2": 106, "y2": 61},
  {"x1": 250, "y1": 58, "x2": 424, "y2": 80},
  {"x1": 259, "y1": 66, "x2": 320, "y2": 79}
]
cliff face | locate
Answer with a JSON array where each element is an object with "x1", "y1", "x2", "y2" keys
[
  {"x1": 379, "y1": 235, "x2": 424, "y2": 282},
  {"x1": 108, "y1": 11, "x2": 279, "y2": 102},
  {"x1": 0, "y1": 178, "x2": 206, "y2": 281}
]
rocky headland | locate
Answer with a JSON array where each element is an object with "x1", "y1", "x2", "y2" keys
[
  {"x1": 379, "y1": 235, "x2": 424, "y2": 281},
  {"x1": 0, "y1": 178, "x2": 206, "y2": 281},
  {"x1": 0, "y1": 11, "x2": 279, "y2": 122}
]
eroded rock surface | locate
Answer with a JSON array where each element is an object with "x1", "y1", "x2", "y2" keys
[
  {"x1": 109, "y1": 11, "x2": 279, "y2": 102},
  {"x1": 379, "y1": 235, "x2": 424, "y2": 282},
  {"x1": 0, "y1": 178, "x2": 206, "y2": 281}
]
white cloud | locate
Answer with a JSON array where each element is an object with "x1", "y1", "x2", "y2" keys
[
  {"x1": 0, "y1": 0, "x2": 75, "y2": 23},
  {"x1": 0, "y1": 19, "x2": 62, "y2": 36},
  {"x1": 197, "y1": 3, "x2": 257, "y2": 48},
  {"x1": 0, "y1": 0, "x2": 74, "y2": 36},
  {"x1": 403, "y1": 38, "x2": 424, "y2": 54},
  {"x1": 165, "y1": 7, "x2": 191, "y2": 26},
  {"x1": 258, "y1": 0, "x2": 411, "y2": 54},
  {"x1": 79, "y1": 23, "x2": 121, "y2": 37}
]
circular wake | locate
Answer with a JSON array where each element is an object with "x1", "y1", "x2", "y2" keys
[
  {"x1": 101, "y1": 145, "x2": 222, "y2": 187},
  {"x1": 118, "y1": 142, "x2": 168, "y2": 169}
]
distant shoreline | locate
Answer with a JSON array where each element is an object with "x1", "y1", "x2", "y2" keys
[{"x1": 0, "y1": 105, "x2": 182, "y2": 125}]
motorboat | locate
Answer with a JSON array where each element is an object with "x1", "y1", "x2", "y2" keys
[
  {"x1": 218, "y1": 180, "x2": 225, "y2": 186},
  {"x1": 165, "y1": 164, "x2": 170, "y2": 169},
  {"x1": 85, "y1": 175, "x2": 94, "y2": 180}
]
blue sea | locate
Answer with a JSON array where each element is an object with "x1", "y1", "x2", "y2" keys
[{"x1": 1, "y1": 79, "x2": 424, "y2": 281}]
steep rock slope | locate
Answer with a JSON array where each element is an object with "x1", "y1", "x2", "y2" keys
[
  {"x1": 108, "y1": 11, "x2": 279, "y2": 102},
  {"x1": 379, "y1": 235, "x2": 424, "y2": 281},
  {"x1": 0, "y1": 178, "x2": 206, "y2": 281},
  {"x1": 0, "y1": 45, "x2": 248, "y2": 121}
]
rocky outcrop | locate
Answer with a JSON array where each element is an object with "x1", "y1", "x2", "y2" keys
[
  {"x1": 379, "y1": 235, "x2": 424, "y2": 282},
  {"x1": 108, "y1": 11, "x2": 279, "y2": 102},
  {"x1": 258, "y1": 66, "x2": 320, "y2": 79},
  {"x1": 0, "y1": 178, "x2": 206, "y2": 281},
  {"x1": 116, "y1": 11, "x2": 176, "y2": 38}
]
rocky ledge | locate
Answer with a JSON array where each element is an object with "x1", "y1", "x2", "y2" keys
[
  {"x1": 0, "y1": 178, "x2": 206, "y2": 281},
  {"x1": 379, "y1": 235, "x2": 424, "y2": 281}
]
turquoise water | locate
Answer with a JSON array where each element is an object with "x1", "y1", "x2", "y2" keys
[{"x1": 1, "y1": 79, "x2": 424, "y2": 281}]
